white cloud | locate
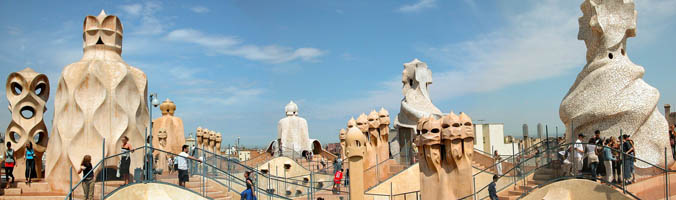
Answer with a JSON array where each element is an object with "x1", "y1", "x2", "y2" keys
[
  {"x1": 182, "y1": 86, "x2": 265, "y2": 106},
  {"x1": 166, "y1": 29, "x2": 325, "y2": 63},
  {"x1": 424, "y1": 0, "x2": 583, "y2": 99},
  {"x1": 191, "y1": 6, "x2": 210, "y2": 14},
  {"x1": 322, "y1": 0, "x2": 582, "y2": 119},
  {"x1": 166, "y1": 29, "x2": 239, "y2": 48},
  {"x1": 120, "y1": 2, "x2": 166, "y2": 35},
  {"x1": 120, "y1": 4, "x2": 143, "y2": 16},
  {"x1": 398, "y1": 0, "x2": 437, "y2": 13}
]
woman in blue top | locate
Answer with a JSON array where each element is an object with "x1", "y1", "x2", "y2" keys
[
  {"x1": 602, "y1": 138, "x2": 616, "y2": 184},
  {"x1": 25, "y1": 142, "x2": 37, "y2": 183}
]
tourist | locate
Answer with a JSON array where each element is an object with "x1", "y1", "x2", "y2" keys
[
  {"x1": 622, "y1": 135, "x2": 635, "y2": 184},
  {"x1": 494, "y1": 150, "x2": 503, "y2": 176},
  {"x1": 345, "y1": 168, "x2": 350, "y2": 186},
  {"x1": 593, "y1": 130, "x2": 605, "y2": 177},
  {"x1": 573, "y1": 134, "x2": 585, "y2": 176},
  {"x1": 77, "y1": 155, "x2": 95, "y2": 200},
  {"x1": 602, "y1": 138, "x2": 616, "y2": 184},
  {"x1": 320, "y1": 157, "x2": 327, "y2": 170},
  {"x1": 488, "y1": 175, "x2": 498, "y2": 200},
  {"x1": 592, "y1": 130, "x2": 602, "y2": 145},
  {"x1": 4, "y1": 142, "x2": 14, "y2": 188},
  {"x1": 670, "y1": 125, "x2": 676, "y2": 160},
  {"x1": 586, "y1": 138, "x2": 599, "y2": 181},
  {"x1": 25, "y1": 142, "x2": 37, "y2": 184},
  {"x1": 143, "y1": 136, "x2": 154, "y2": 180},
  {"x1": 332, "y1": 168, "x2": 344, "y2": 194},
  {"x1": 627, "y1": 135, "x2": 636, "y2": 183},
  {"x1": 177, "y1": 145, "x2": 201, "y2": 187},
  {"x1": 119, "y1": 136, "x2": 133, "y2": 185},
  {"x1": 168, "y1": 156, "x2": 173, "y2": 174},
  {"x1": 240, "y1": 186, "x2": 255, "y2": 200},
  {"x1": 244, "y1": 171, "x2": 255, "y2": 195},
  {"x1": 611, "y1": 137, "x2": 622, "y2": 183}
]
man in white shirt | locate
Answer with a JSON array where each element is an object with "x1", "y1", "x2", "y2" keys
[
  {"x1": 177, "y1": 145, "x2": 201, "y2": 187},
  {"x1": 573, "y1": 134, "x2": 585, "y2": 176}
]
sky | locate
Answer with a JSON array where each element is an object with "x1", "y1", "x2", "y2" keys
[{"x1": 0, "y1": 0, "x2": 675, "y2": 148}]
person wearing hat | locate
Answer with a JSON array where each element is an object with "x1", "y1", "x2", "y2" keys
[{"x1": 574, "y1": 133, "x2": 585, "y2": 176}]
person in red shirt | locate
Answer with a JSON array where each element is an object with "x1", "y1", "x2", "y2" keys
[{"x1": 332, "y1": 168, "x2": 344, "y2": 194}]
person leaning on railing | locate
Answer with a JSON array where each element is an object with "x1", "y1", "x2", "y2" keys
[
  {"x1": 602, "y1": 138, "x2": 616, "y2": 185},
  {"x1": 586, "y1": 138, "x2": 599, "y2": 181},
  {"x1": 177, "y1": 145, "x2": 202, "y2": 188},
  {"x1": 622, "y1": 134, "x2": 635, "y2": 184}
]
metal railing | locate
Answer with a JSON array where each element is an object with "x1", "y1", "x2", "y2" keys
[
  {"x1": 64, "y1": 143, "x2": 295, "y2": 200},
  {"x1": 196, "y1": 147, "x2": 348, "y2": 200}
]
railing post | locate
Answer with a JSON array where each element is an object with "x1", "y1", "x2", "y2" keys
[
  {"x1": 546, "y1": 125, "x2": 550, "y2": 164},
  {"x1": 390, "y1": 182, "x2": 393, "y2": 200},
  {"x1": 621, "y1": 129, "x2": 625, "y2": 194},
  {"x1": 472, "y1": 176, "x2": 477, "y2": 200},
  {"x1": 666, "y1": 147, "x2": 669, "y2": 200},
  {"x1": 69, "y1": 166, "x2": 72, "y2": 200},
  {"x1": 512, "y1": 142, "x2": 515, "y2": 185},
  {"x1": 102, "y1": 138, "x2": 105, "y2": 200}
]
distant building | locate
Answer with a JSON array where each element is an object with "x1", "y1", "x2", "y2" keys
[
  {"x1": 238, "y1": 149, "x2": 263, "y2": 161},
  {"x1": 326, "y1": 143, "x2": 342, "y2": 157},
  {"x1": 185, "y1": 133, "x2": 196, "y2": 147},
  {"x1": 474, "y1": 123, "x2": 520, "y2": 155},
  {"x1": 238, "y1": 150, "x2": 251, "y2": 161}
]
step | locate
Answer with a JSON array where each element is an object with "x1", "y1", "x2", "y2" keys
[
  {"x1": 507, "y1": 190, "x2": 523, "y2": 196},
  {"x1": 0, "y1": 195, "x2": 66, "y2": 200},
  {"x1": 188, "y1": 186, "x2": 220, "y2": 193},
  {"x1": 3, "y1": 188, "x2": 22, "y2": 195},
  {"x1": 16, "y1": 182, "x2": 50, "y2": 193},
  {"x1": 533, "y1": 173, "x2": 554, "y2": 181},
  {"x1": 207, "y1": 191, "x2": 227, "y2": 198}
]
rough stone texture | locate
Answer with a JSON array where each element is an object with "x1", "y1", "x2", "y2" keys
[
  {"x1": 339, "y1": 128, "x2": 346, "y2": 160},
  {"x1": 560, "y1": 0, "x2": 670, "y2": 167},
  {"x1": 195, "y1": 127, "x2": 203, "y2": 147},
  {"x1": 416, "y1": 112, "x2": 475, "y2": 199},
  {"x1": 45, "y1": 10, "x2": 148, "y2": 193},
  {"x1": 278, "y1": 101, "x2": 311, "y2": 155},
  {"x1": 152, "y1": 99, "x2": 185, "y2": 174},
  {"x1": 377, "y1": 108, "x2": 391, "y2": 168},
  {"x1": 357, "y1": 113, "x2": 377, "y2": 175},
  {"x1": 345, "y1": 127, "x2": 366, "y2": 200},
  {"x1": 5, "y1": 68, "x2": 50, "y2": 179},
  {"x1": 207, "y1": 130, "x2": 215, "y2": 153},
  {"x1": 214, "y1": 132, "x2": 221, "y2": 155},
  {"x1": 394, "y1": 59, "x2": 443, "y2": 165}
]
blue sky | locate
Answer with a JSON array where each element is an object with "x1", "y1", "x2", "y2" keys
[{"x1": 1, "y1": 0, "x2": 675, "y2": 147}]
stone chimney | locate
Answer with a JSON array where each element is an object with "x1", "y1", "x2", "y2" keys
[{"x1": 665, "y1": 104, "x2": 671, "y2": 121}]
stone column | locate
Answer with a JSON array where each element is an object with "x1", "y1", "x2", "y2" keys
[
  {"x1": 5, "y1": 68, "x2": 50, "y2": 179},
  {"x1": 345, "y1": 127, "x2": 366, "y2": 200}
]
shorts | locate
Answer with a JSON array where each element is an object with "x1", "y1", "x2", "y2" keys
[{"x1": 178, "y1": 169, "x2": 189, "y2": 182}]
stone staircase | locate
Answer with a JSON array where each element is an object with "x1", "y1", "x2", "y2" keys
[
  {"x1": 495, "y1": 161, "x2": 561, "y2": 200},
  {"x1": 0, "y1": 179, "x2": 65, "y2": 200}
]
